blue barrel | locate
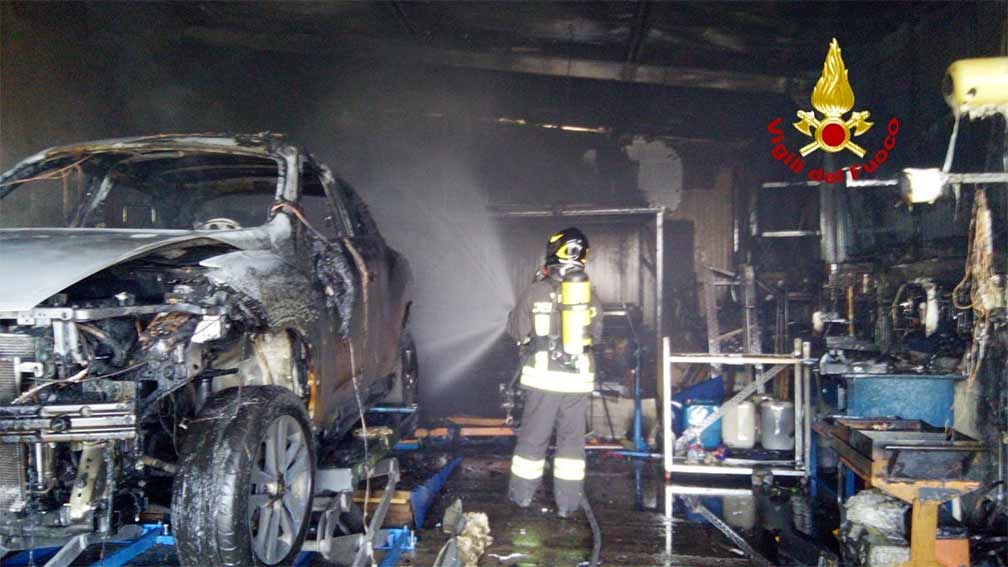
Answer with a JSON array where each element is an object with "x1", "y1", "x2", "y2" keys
[{"x1": 685, "y1": 401, "x2": 722, "y2": 449}]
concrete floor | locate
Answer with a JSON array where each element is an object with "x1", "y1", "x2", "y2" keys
[
  {"x1": 4, "y1": 443, "x2": 800, "y2": 567},
  {"x1": 402, "y1": 447, "x2": 758, "y2": 567}
]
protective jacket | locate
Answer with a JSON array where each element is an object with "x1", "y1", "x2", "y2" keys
[
  {"x1": 506, "y1": 270, "x2": 604, "y2": 393},
  {"x1": 506, "y1": 267, "x2": 603, "y2": 514}
]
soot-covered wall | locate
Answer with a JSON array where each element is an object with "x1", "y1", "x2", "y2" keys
[
  {"x1": 11, "y1": 3, "x2": 998, "y2": 417},
  {"x1": 1, "y1": 3, "x2": 736, "y2": 416}
]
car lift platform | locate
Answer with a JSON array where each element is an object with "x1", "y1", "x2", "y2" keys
[{"x1": 2, "y1": 404, "x2": 462, "y2": 567}]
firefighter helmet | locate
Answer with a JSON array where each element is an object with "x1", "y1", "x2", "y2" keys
[{"x1": 545, "y1": 227, "x2": 590, "y2": 266}]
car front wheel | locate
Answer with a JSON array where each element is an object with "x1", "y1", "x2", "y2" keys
[{"x1": 172, "y1": 386, "x2": 315, "y2": 567}]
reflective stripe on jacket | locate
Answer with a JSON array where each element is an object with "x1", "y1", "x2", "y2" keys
[
  {"x1": 507, "y1": 273, "x2": 602, "y2": 394},
  {"x1": 519, "y1": 349, "x2": 595, "y2": 393}
]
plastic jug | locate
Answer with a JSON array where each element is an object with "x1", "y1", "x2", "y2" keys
[
  {"x1": 722, "y1": 400, "x2": 757, "y2": 449},
  {"x1": 759, "y1": 399, "x2": 795, "y2": 450}
]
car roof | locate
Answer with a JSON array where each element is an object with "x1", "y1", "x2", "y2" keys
[
  {"x1": 19, "y1": 133, "x2": 296, "y2": 167},
  {"x1": 53, "y1": 132, "x2": 285, "y2": 153}
]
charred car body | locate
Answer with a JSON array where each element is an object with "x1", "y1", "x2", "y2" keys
[{"x1": 0, "y1": 134, "x2": 415, "y2": 566}]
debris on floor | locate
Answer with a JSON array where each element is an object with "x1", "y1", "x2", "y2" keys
[{"x1": 431, "y1": 498, "x2": 493, "y2": 567}]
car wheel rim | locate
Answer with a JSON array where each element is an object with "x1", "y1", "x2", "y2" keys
[{"x1": 249, "y1": 414, "x2": 311, "y2": 565}]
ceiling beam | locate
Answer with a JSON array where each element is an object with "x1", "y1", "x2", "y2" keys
[
  {"x1": 423, "y1": 48, "x2": 792, "y2": 94},
  {"x1": 388, "y1": 1, "x2": 419, "y2": 40},
  {"x1": 182, "y1": 25, "x2": 803, "y2": 94},
  {"x1": 622, "y1": 0, "x2": 652, "y2": 82}
]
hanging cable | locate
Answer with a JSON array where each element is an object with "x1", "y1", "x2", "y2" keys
[{"x1": 348, "y1": 344, "x2": 371, "y2": 537}]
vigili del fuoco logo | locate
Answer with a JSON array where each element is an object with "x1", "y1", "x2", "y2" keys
[{"x1": 767, "y1": 38, "x2": 900, "y2": 183}]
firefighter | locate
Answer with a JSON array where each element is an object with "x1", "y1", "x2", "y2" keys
[{"x1": 506, "y1": 227, "x2": 603, "y2": 517}]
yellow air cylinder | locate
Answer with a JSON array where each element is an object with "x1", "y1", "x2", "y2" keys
[{"x1": 560, "y1": 269, "x2": 591, "y2": 356}]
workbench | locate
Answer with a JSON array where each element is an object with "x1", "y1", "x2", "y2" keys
[{"x1": 814, "y1": 418, "x2": 984, "y2": 567}]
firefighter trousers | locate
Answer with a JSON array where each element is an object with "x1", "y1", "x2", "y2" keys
[{"x1": 508, "y1": 389, "x2": 588, "y2": 514}]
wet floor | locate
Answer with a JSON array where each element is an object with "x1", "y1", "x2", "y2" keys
[
  {"x1": 1, "y1": 441, "x2": 831, "y2": 566},
  {"x1": 401, "y1": 445, "x2": 773, "y2": 567},
  {"x1": 401, "y1": 449, "x2": 758, "y2": 564}
]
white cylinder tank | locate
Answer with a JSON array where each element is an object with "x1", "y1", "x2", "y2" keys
[
  {"x1": 760, "y1": 400, "x2": 795, "y2": 450},
  {"x1": 722, "y1": 400, "x2": 757, "y2": 449}
]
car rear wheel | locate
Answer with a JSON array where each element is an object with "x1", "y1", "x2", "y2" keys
[
  {"x1": 385, "y1": 331, "x2": 418, "y2": 407},
  {"x1": 172, "y1": 386, "x2": 315, "y2": 567}
]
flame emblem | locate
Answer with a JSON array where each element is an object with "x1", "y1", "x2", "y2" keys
[{"x1": 794, "y1": 39, "x2": 873, "y2": 157}]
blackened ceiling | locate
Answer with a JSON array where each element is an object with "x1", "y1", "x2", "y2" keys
[{"x1": 8, "y1": 1, "x2": 1003, "y2": 147}]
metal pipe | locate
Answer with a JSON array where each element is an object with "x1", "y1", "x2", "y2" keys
[
  {"x1": 716, "y1": 328, "x2": 744, "y2": 341},
  {"x1": 584, "y1": 444, "x2": 625, "y2": 451},
  {"x1": 32, "y1": 442, "x2": 50, "y2": 491},
  {"x1": 665, "y1": 354, "x2": 801, "y2": 365},
  {"x1": 803, "y1": 342, "x2": 813, "y2": 474},
  {"x1": 847, "y1": 285, "x2": 855, "y2": 336},
  {"x1": 367, "y1": 407, "x2": 417, "y2": 414},
  {"x1": 655, "y1": 209, "x2": 664, "y2": 423},
  {"x1": 664, "y1": 485, "x2": 753, "y2": 496},
  {"x1": 632, "y1": 325, "x2": 646, "y2": 452},
  {"x1": 664, "y1": 463, "x2": 806, "y2": 476},
  {"x1": 683, "y1": 496, "x2": 774, "y2": 567},
  {"x1": 998, "y1": 436, "x2": 1005, "y2": 502},
  {"x1": 662, "y1": 337, "x2": 673, "y2": 480},
  {"x1": 759, "y1": 230, "x2": 821, "y2": 238},
  {"x1": 141, "y1": 455, "x2": 178, "y2": 475},
  {"x1": 946, "y1": 172, "x2": 1008, "y2": 184},
  {"x1": 611, "y1": 450, "x2": 661, "y2": 459},
  {"x1": 761, "y1": 180, "x2": 824, "y2": 189},
  {"x1": 493, "y1": 207, "x2": 665, "y2": 218}
]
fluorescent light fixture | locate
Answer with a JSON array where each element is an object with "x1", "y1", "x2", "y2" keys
[
  {"x1": 495, "y1": 116, "x2": 610, "y2": 134},
  {"x1": 900, "y1": 168, "x2": 948, "y2": 204}
]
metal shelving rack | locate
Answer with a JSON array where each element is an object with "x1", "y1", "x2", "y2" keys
[{"x1": 661, "y1": 338, "x2": 812, "y2": 479}]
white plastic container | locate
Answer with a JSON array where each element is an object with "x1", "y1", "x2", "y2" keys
[
  {"x1": 722, "y1": 400, "x2": 757, "y2": 449},
  {"x1": 759, "y1": 400, "x2": 795, "y2": 450},
  {"x1": 722, "y1": 493, "x2": 756, "y2": 530}
]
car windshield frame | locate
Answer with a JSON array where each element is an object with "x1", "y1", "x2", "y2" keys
[{"x1": 0, "y1": 147, "x2": 287, "y2": 230}]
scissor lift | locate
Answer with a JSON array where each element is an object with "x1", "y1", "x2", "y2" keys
[{"x1": 3, "y1": 404, "x2": 425, "y2": 567}]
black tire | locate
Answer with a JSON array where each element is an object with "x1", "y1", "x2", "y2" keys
[{"x1": 172, "y1": 386, "x2": 316, "y2": 567}]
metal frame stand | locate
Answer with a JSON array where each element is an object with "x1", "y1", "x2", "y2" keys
[
  {"x1": 2, "y1": 524, "x2": 153, "y2": 567},
  {"x1": 631, "y1": 346, "x2": 647, "y2": 452},
  {"x1": 4, "y1": 455, "x2": 419, "y2": 567},
  {"x1": 682, "y1": 496, "x2": 774, "y2": 567},
  {"x1": 4, "y1": 398, "x2": 427, "y2": 567},
  {"x1": 303, "y1": 458, "x2": 402, "y2": 567},
  {"x1": 661, "y1": 339, "x2": 813, "y2": 479},
  {"x1": 492, "y1": 206, "x2": 668, "y2": 409}
]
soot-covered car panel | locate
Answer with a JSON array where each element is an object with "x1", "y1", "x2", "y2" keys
[{"x1": 0, "y1": 134, "x2": 414, "y2": 562}]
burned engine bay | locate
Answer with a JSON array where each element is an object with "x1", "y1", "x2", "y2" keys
[
  {"x1": 0, "y1": 237, "x2": 330, "y2": 550},
  {"x1": 0, "y1": 135, "x2": 382, "y2": 552}
]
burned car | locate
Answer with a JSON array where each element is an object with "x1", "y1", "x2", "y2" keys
[{"x1": 0, "y1": 134, "x2": 416, "y2": 566}]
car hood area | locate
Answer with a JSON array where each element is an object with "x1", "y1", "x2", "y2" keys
[{"x1": 0, "y1": 228, "x2": 266, "y2": 312}]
